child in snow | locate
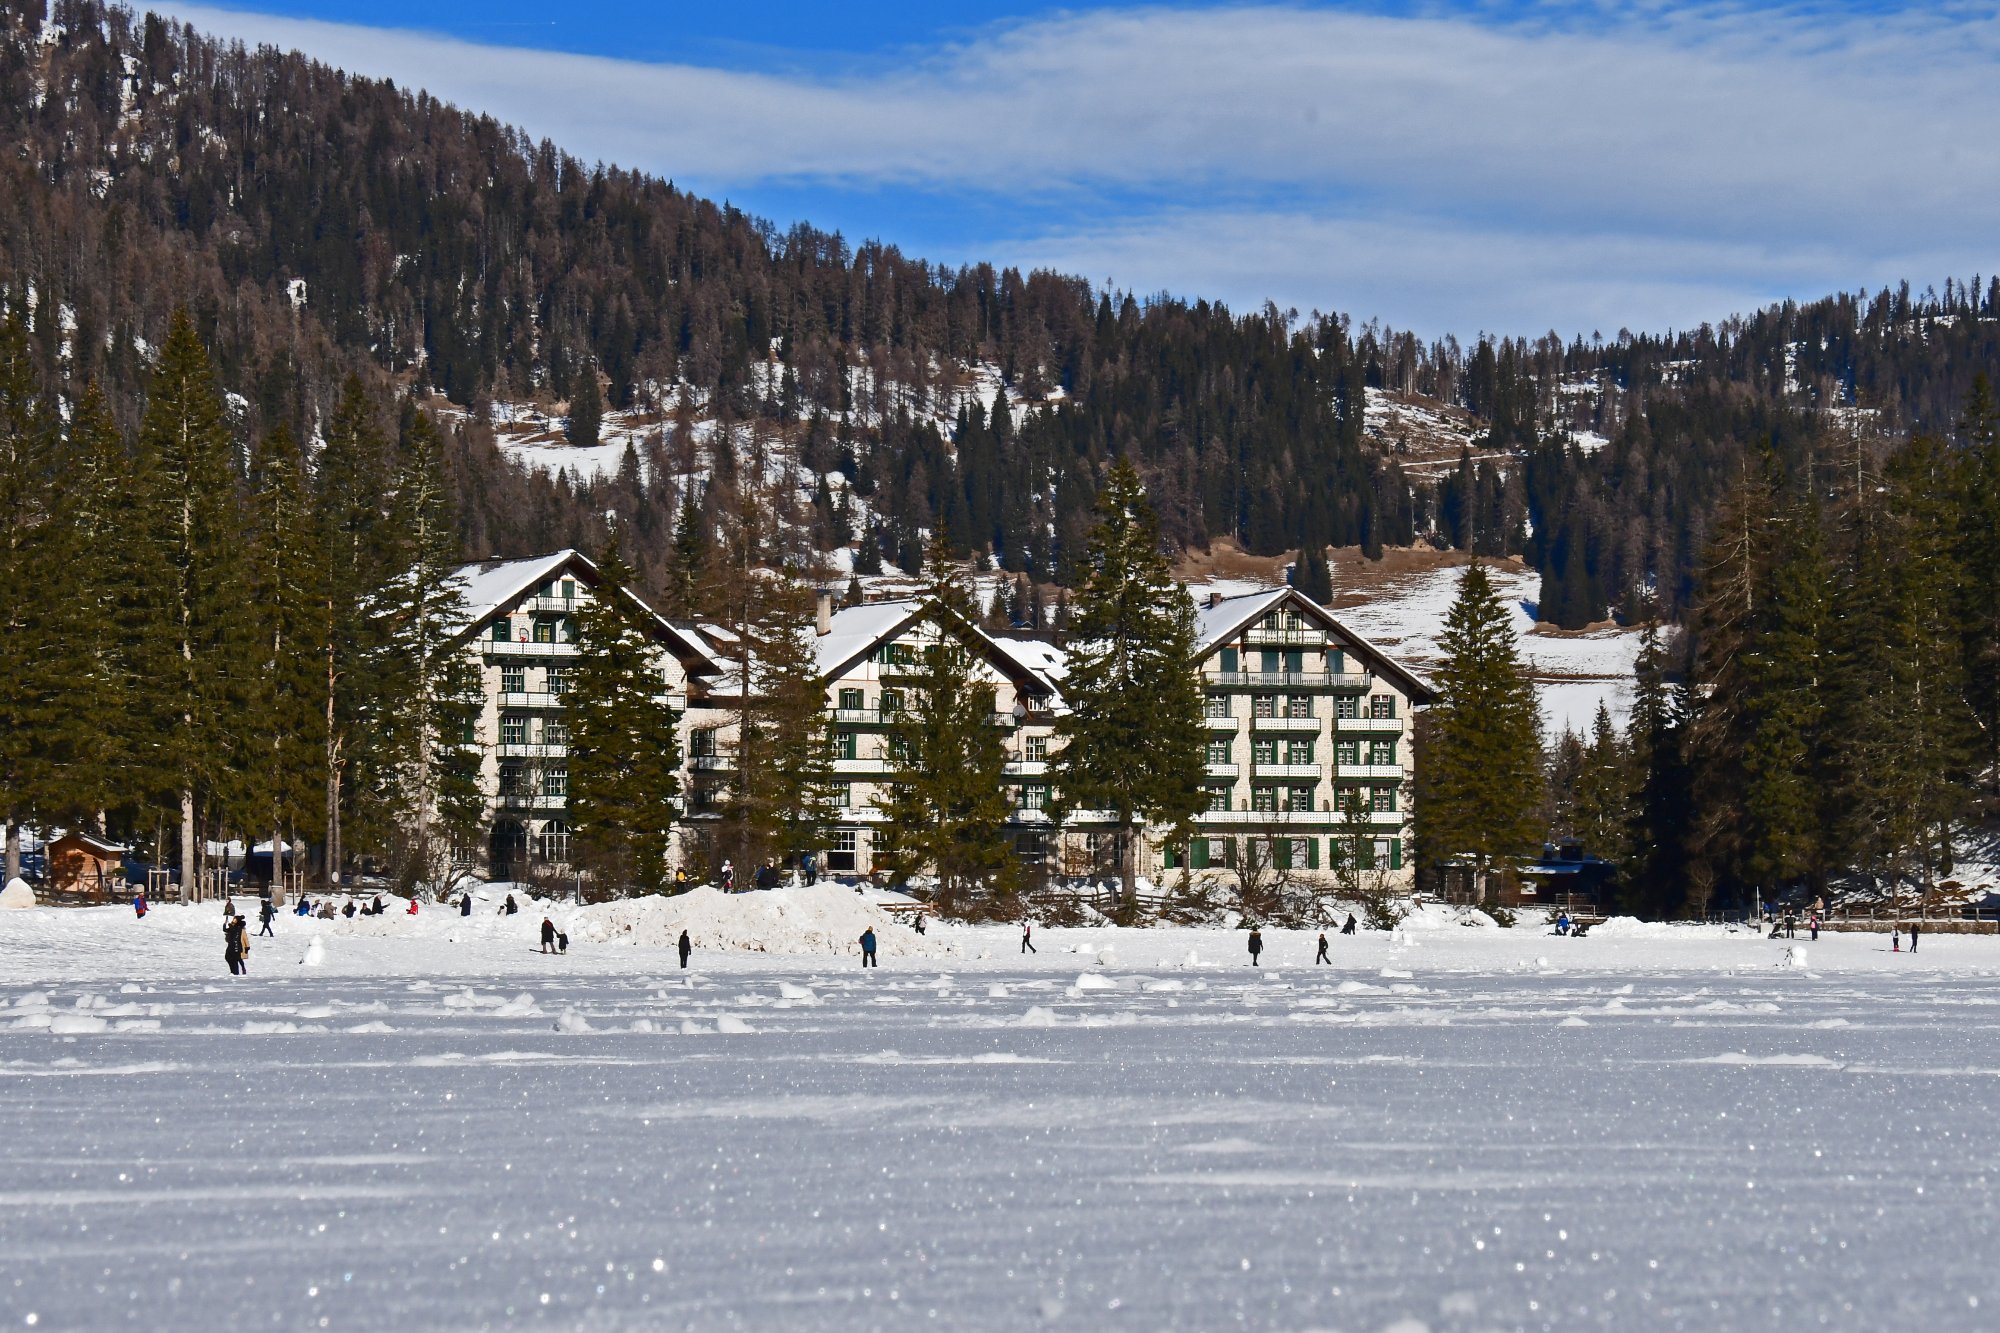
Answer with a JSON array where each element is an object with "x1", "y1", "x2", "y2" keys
[
  {"x1": 133, "y1": 892, "x2": 148, "y2": 919},
  {"x1": 860, "y1": 927, "x2": 877, "y2": 967}
]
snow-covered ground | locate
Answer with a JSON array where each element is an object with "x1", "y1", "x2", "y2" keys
[
  {"x1": 3, "y1": 892, "x2": 1997, "y2": 1330},
  {"x1": 1329, "y1": 561, "x2": 1641, "y2": 736}
]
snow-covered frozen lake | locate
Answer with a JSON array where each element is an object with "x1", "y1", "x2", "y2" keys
[{"x1": 3, "y1": 903, "x2": 1996, "y2": 1330}]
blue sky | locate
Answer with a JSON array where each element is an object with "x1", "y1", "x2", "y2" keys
[{"x1": 167, "y1": 2, "x2": 2000, "y2": 338}]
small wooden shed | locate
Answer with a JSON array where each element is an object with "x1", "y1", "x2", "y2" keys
[{"x1": 48, "y1": 832, "x2": 127, "y2": 900}]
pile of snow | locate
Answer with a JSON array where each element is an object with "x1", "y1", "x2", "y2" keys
[
  {"x1": 569, "y1": 884, "x2": 949, "y2": 957},
  {"x1": 0, "y1": 877, "x2": 35, "y2": 910}
]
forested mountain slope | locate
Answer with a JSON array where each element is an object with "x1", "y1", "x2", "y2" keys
[{"x1": 4, "y1": 0, "x2": 1998, "y2": 628}]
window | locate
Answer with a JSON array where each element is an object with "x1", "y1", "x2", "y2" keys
[
  {"x1": 536, "y1": 580, "x2": 553, "y2": 598},
  {"x1": 880, "y1": 643, "x2": 914, "y2": 667},
  {"x1": 560, "y1": 578, "x2": 576, "y2": 601},
  {"x1": 880, "y1": 690, "x2": 904, "y2": 714},
  {"x1": 1205, "y1": 693, "x2": 1230, "y2": 718},
  {"x1": 490, "y1": 619, "x2": 508, "y2": 641},
  {"x1": 1206, "y1": 738, "x2": 1233, "y2": 765},
  {"x1": 543, "y1": 719, "x2": 569, "y2": 746},
  {"x1": 533, "y1": 619, "x2": 555, "y2": 644},
  {"x1": 1014, "y1": 831, "x2": 1046, "y2": 858},
  {"x1": 828, "y1": 829, "x2": 858, "y2": 872},
  {"x1": 1286, "y1": 695, "x2": 1312, "y2": 719},
  {"x1": 1336, "y1": 740, "x2": 1360, "y2": 765},
  {"x1": 537, "y1": 821, "x2": 570, "y2": 863},
  {"x1": 500, "y1": 714, "x2": 528, "y2": 745},
  {"x1": 1285, "y1": 739, "x2": 1314, "y2": 764},
  {"x1": 1284, "y1": 608, "x2": 1305, "y2": 631},
  {"x1": 832, "y1": 784, "x2": 850, "y2": 808},
  {"x1": 1252, "y1": 738, "x2": 1278, "y2": 765},
  {"x1": 836, "y1": 733, "x2": 859, "y2": 761},
  {"x1": 1372, "y1": 786, "x2": 1398, "y2": 813},
  {"x1": 1370, "y1": 693, "x2": 1396, "y2": 719},
  {"x1": 1263, "y1": 611, "x2": 1283, "y2": 631},
  {"x1": 543, "y1": 767, "x2": 567, "y2": 798},
  {"x1": 1025, "y1": 735, "x2": 1049, "y2": 762},
  {"x1": 498, "y1": 761, "x2": 525, "y2": 796},
  {"x1": 1335, "y1": 784, "x2": 1362, "y2": 812},
  {"x1": 839, "y1": 688, "x2": 864, "y2": 711},
  {"x1": 1252, "y1": 787, "x2": 1278, "y2": 813},
  {"x1": 1336, "y1": 695, "x2": 1359, "y2": 720},
  {"x1": 547, "y1": 667, "x2": 570, "y2": 696},
  {"x1": 1374, "y1": 838, "x2": 1394, "y2": 869},
  {"x1": 500, "y1": 665, "x2": 525, "y2": 694},
  {"x1": 1370, "y1": 740, "x2": 1397, "y2": 765},
  {"x1": 690, "y1": 729, "x2": 716, "y2": 757},
  {"x1": 1022, "y1": 785, "x2": 1048, "y2": 810},
  {"x1": 1205, "y1": 785, "x2": 1232, "y2": 813},
  {"x1": 1252, "y1": 694, "x2": 1276, "y2": 718},
  {"x1": 1287, "y1": 784, "x2": 1315, "y2": 812}
]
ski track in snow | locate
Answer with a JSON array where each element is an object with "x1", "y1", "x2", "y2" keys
[{"x1": 2, "y1": 903, "x2": 1997, "y2": 1330}]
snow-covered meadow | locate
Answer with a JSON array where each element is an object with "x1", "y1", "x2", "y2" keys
[{"x1": 3, "y1": 892, "x2": 1996, "y2": 1330}]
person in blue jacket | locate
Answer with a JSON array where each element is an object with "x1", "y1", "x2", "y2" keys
[{"x1": 860, "y1": 927, "x2": 878, "y2": 967}]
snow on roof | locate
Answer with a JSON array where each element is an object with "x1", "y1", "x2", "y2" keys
[
  {"x1": 816, "y1": 600, "x2": 924, "y2": 677},
  {"x1": 996, "y1": 636, "x2": 1068, "y2": 685},
  {"x1": 1194, "y1": 588, "x2": 1290, "y2": 655},
  {"x1": 452, "y1": 551, "x2": 580, "y2": 631}
]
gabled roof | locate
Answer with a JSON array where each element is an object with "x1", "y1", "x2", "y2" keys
[
  {"x1": 1194, "y1": 585, "x2": 1435, "y2": 703},
  {"x1": 449, "y1": 549, "x2": 717, "y2": 673},
  {"x1": 817, "y1": 598, "x2": 1058, "y2": 697}
]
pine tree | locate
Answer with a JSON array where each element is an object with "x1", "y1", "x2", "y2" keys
[
  {"x1": 723, "y1": 569, "x2": 838, "y2": 876},
  {"x1": 0, "y1": 313, "x2": 61, "y2": 881},
  {"x1": 1290, "y1": 542, "x2": 1332, "y2": 604},
  {"x1": 662, "y1": 484, "x2": 711, "y2": 621},
  {"x1": 567, "y1": 367, "x2": 602, "y2": 449},
  {"x1": 135, "y1": 309, "x2": 250, "y2": 892},
  {"x1": 1958, "y1": 375, "x2": 2000, "y2": 794},
  {"x1": 1048, "y1": 459, "x2": 1206, "y2": 912},
  {"x1": 315, "y1": 376, "x2": 398, "y2": 882},
  {"x1": 876, "y1": 533, "x2": 1017, "y2": 915},
  {"x1": 376, "y1": 409, "x2": 484, "y2": 892},
  {"x1": 1416, "y1": 561, "x2": 1544, "y2": 904},
  {"x1": 568, "y1": 530, "x2": 683, "y2": 894},
  {"x1": 244, "y1": 425, "x2": 329, "y2": 889},
  {"x1": 1570, "y1": 703, "x2": 1627, "y2": 855}
]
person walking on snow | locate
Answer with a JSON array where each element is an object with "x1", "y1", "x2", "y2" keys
[
  {"x1": 860, "y1": 927, "x2": 878, "y2": 967},
  {"x1": 223, "y1": 914, "x2": 246, "y2": 975},
  {"x1": 1315, "y1": 932, "x2": 1330, "y2": 964},
  {"x1": 1910, "y1": 921, "x2": 1920, "y2": 952},
  {"x1": 1248, "y1": 926, "x2": 1264, "y2": 967},
  {"x1": 258, "y1": 898, "x2": 276, "y2": 937},
  {"x1": 541, "y1": 917, "x2": 557, "y2": 954},
  {"x1": 132, "y1": 891, "x2": 147, "y2": 919},
  {"x1": 678, "y1": 930, "x2": 692, "y2": 969},
  {"x1": 460, "y1": 893, "x2": 472, "y2": 917},
  {"x1": 1020, "y1": 922, "x2": 1036, "y2": 954},
  {"x1": 1341, "y1": 913, "x2": 1357, "y2": 936},
  {"x1": 1892, "y1": 926, "x2": 1901, "y2": 953}
]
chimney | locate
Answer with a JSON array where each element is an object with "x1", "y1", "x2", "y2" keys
[
  {"x1": 1208, "y1": 590, "x2": 1223, "y2": 609},
  {"x1": 815, "y1": 590, "x2": 833, "y2": 636}
]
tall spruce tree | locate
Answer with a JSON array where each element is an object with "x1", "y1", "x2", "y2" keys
[
  {"x1": 244, "y1": 424, "x2": 329, "y2": 889},
  {"x1": 876, "y1": 533, "x2": 1017, "y2": 916},
  {"x1": 136, "y1": 309, "x2": 250, "y2": 892},
  {"x1": 723, "y1": 569, "x2": 838, "y2": 876},
  {"x1": 1048, "y1": 459, "x2": 1206, "y2": 911},
  {"x1": 376, "y1": 409, "x2": 484, "y2": 891},
  {"x1": 1958, "y1": 375, "x2": 2000, "y2": 794},
  {"x1": 568, "y1": 531, "x2": 683, "y2": 894},
  {"x1": 1622, "y1": 624, "x2": 1695, "y2": 916},
  {"x1": 1416, "y1": 561, "x2": 1545, "y2": 904},
  {"x1": 315, "y1": 376, "x2": 398, "y2": 882},
  {"x1": 0, "y1": 313, "x2": 60, "y2": 881}
]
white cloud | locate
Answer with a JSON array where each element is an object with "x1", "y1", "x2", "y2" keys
[{"x1": 163, "y1": 3, "x2": 2000, "y2": 334}]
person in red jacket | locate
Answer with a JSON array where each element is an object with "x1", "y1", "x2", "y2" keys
[{"x1": 407, "y1": 897, "x2": 419, "y2": 915}]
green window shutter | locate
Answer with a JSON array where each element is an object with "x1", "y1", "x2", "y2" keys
[
  {"x1": 1221, "y1": 648, "x2": 1239, "y2": 673},
  {"x1": 1390, "y1": 839, "x2": 1404, "y2": 871},
  {"x1": 1307, "y1": 838, "x2": 1319, "y2": 870},
  {"x1": 1284, "y1": 650, "x2": 1303, "y2": 673},
  {"x1": 1330, "y1": 649, "x2": 1346, "y2": 674},
  {"x1": 491, "y1": 620, "x2": 508, "y2": 641},
  {"x1": 1191, "y1": 840, "x2": 1210, "y2": 870}
]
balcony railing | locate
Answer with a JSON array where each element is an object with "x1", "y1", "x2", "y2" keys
[
  {"x1": 1195, "y1": 808, "x2": 1401, "y2": 827},
  {"x1": 1209, "y1": 670, "x2": 1370, "y2": 691},
  {"x1": 1243, "y1": 627, "x2": 1328, "y2": 646},
  {"x1": 688, "y1": 754, "x2": 733, "y2": 771},
  {"x1": 1203, "y1": 761, "x2": 1239, "y2": 779},
  {"x1": 1334, "y1": 763, "x2": 1404, "y2": 781},
  {"x1": 497, "y1": 793, "x2": 566, "y2": 812},
  {"x1": 1251, "y1": 762, "x2": 1322, "y2": 780},
  {"x1": 497, "y1": 742, "x2": 568, "y2": 759},
  {"x1": 833, "y1": 707, "x2": 894, "y2": 725},
  {"x1": 482, "y1": 639, "x2": 578, "y2": 659},
  {"x1": 498, "y1": 691, "x2": 564, "y2": 710},
  {"x1": 1004, "y1": 760, "x2": 1050, "y2": 777},
  {"x1": 1249, "y1": 715, "x2": 1321, "y2": 732},
  {"x1": 1203, "y1": 712, "x2": 1238, "y2": 729},
  {"x1": 833, "y1": 758, "x2": 892, "y2": 776},
  {"x1": 1334, "y1": 715, "x2": 1403, "y2": 734},
  {"x1": 522, "y1": 595, "x2": 579, "y2": 615}
]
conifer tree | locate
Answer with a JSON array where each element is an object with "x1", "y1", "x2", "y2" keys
[
  {"x1": 244, "y1": 424, "x2": 329, "y2": 888},
  {"x1": 0, "y1": 313, "x2": 61, "y2": 881},
  {"x1": 376, "y1": 409, "x2": 484, "y2": 891},
  {"x1": 1958, "y1": 375, "x2": 2000, "y2": 793},
  {"x1": 723, "y1": 569, "x2": 838, "y2": 876},
  {"x1": 1290, "y1": 542, "x2": 1332, "y2": 604},
  {"x1": 136, "y1": 309, "x2": 250, "y2": 892},
  {"x1": 877, "y1": 533, "x2": 1017, "y2": 915},
  {"x1": 315, "y1": 376, "x2": 398, "y2": 882},
  {"x1": 662, "y1": 485, "x2": 711, "y2": 621},
  {"x1": 567, "y1": 367, "x2": 602, "y2": 449},
  {"x1": 568, "y1": 531, "x2": 683, "y2": 894},
  {"x1": 1416, "y1": 561, "x2": 1544, "y2": 904},
  {"x1": 1048, "y1": 459, "x2": 1205, "y2": 911}
]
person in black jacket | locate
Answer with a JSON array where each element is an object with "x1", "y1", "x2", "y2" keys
[
  {"x1": 1247, "y1": 927, "x2": 1264, "y2": 966},
  {"x1": 678, "y1": 930, "x2": 692, "y2": 969},
  {"x1": 541, "y1": 917, "x2": 557, "y2": 954},
  {"x1": 1341, "y1": 914, "x2": 1358, "y2": 935},
  {"x1": 223, "y1": 915, "x2": 247, "y2": 975},
  {"x1": 860, "y1": 928, "x2": 877, "y2": 967},
  {"x1": 258, "y1": 898, "x2": 276, "y2": 937},
  {"x1": 460, "y1": 894, "x2": 473, "y2": 917},
  {"x1": 1315, "y1": 932, "x2": 1330, "y2": 964}
]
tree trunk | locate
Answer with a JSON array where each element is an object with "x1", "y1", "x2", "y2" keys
[
  {"x1": 271, "y1": 825, "x2": 284, "y2": 905},
  {"x1": 4, "y1": 817, "x2": 18, "y2": 885},
  {"x1": 180, "y1": 790, "x2": 196, "y2": 902}
]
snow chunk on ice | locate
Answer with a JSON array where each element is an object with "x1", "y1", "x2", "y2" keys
[
  {"x1": 1017, "y1": 1006, "x2": 1059, "y2": 1027},
  {"x1": 553, "y1": 1008, "x2": 594, "y2": 1034},
  {"x1": 1074, "y1": 973, "x2": 1117, "y2": 991},
  {"x1": 715, "y1": 1015, "x2": 755, "y2": 1034}
]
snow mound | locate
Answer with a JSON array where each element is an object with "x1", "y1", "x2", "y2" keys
[
  {"x1": 300, "y1": 936, "x2": 325, "y2": 967},
  {"x1": 571, "y1": 884, "x2": 947, "y2": 957},
  {"x1": 0, "y1": 877, "x2": 36, "y2": 910}
]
